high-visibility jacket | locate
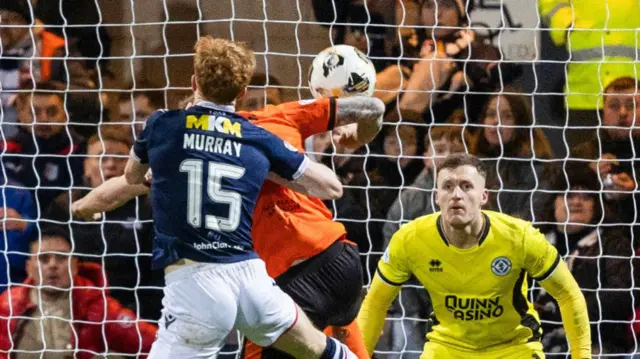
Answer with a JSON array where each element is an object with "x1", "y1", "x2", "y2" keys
[{"x1": 539, "y1": 0, "x2": 640, "y2": 110}]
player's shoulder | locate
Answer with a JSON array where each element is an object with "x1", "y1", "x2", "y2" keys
[
  {"x1": 144, "y1": 108, "x2": 178, "y2": 127},
  {"x1": 484, "y1": 210, "x2": 534, "y2": 242},
  {"x1": 395, "y1": 212, "x2": 440, "y2": 242}
]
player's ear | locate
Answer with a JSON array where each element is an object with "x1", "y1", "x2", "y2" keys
[
  {"x1": 191, "y1": 75, "x2": 197, "y2": 92},
  {"x1": 481, "y1": 188, "x2": 489, "y2": 206}
]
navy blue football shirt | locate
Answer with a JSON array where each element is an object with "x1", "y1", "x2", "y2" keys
[{"x1": 132, "y1": 101, "x2": 308, "y2": 269}]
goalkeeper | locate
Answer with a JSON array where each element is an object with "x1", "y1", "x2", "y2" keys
[{"x1": 357, "y1": 153, "x2": 591, "y2": 359}]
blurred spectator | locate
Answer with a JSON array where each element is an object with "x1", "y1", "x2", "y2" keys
[
  {"x1": 2, "y1": 81, "x2": 84, "y2": 209},
  {"x1": 45, "y1": 125, "x2": 161, "y2": 321},
  {"x1": 0, "y1": 226, "x2": 157, "y2": 358},
  {"x1": 324, "y1": 143, "x2": 382, "y2": 275},
  {"x1": 118, "y1": 88, "x2": 164, "y2": 136},
  {"x1": 538, "y1": 0, "x2": 640, "y2": 149},
  {"x1": 376, "y1": 0, "x2": 521, "y2": 124},
  {"x1": 470, "y1": 89, "x2": 553, "y2": 220},
  {"x1": 382, "y1": 125, "x2": 468, "y2": 243},
  {"x1": 311, "y1": 0, "x2": 391, "y2": 67},
  {"x1": 573, "y1": 77, "x2": 640, "y2": 224},
  {"x1": 0, "y1": 0, "x2": 90, "y2": 138},
  {"x1": 35, "y1": 0, "x2": 112, "y2": 77},
  {"x1": 534, "y1": 164, "x2": 636, "y2": 355},
  {"x1": 376, "y1": 124, "x2": 424, "y2": 187},
  {"x1": 332, "y1": 3, "x2": 388, "y2": 71},
  {"x1": 330, "y1": 124, "x2": 423, "y2": 277},
  {"x1": 378, "y1": 125, "x2": 467, "y2": 356},
  {"x1": 0, "y1": 174, "x2": 36, "y2": 292},
  {"x1": 236, "y1": 73, "x2": 283, "y2": 111}
]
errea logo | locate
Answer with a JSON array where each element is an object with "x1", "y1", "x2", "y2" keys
[{"x1": 429, "y1": 259, "x2": 443, "y2": 272}]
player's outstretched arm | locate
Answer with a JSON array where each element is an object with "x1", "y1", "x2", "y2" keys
[
  {"x1": 335, "y1": 97, "x2": 385, "y2": 146},
  {"x1": 539, "y1": 260, "x2": 591, "y2": 358},
  {"x1": 277, "y1": 159, "x2": 342, "y2": 199},
  {"x1": 72, "y1": 175, "x2": 150, "y2": 220},
  {"x1": 124, "y1": 153, "x2": 150, "y2": 185},
  {"x1": 357, "y1": 273, "x2": 401, "y2": 355}
]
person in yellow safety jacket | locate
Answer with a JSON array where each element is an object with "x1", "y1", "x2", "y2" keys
[{"x1": 539, "y1": 0, "x2": 640, "y2": 111}]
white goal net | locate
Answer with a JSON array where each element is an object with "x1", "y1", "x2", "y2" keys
[{"x1": 1, "y1": 0, "x2": 639, "y2": 358}]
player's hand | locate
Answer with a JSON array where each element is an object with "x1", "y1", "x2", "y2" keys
[
  {"x1": 0, "y1": 207, "x2": 27, "y2": 231},
  {"x1": 332, "y1": 124, "x2": 362, "y2": 150},
  {"x1": 71, "y1": 199, "x2": 101, "y2": 221}
]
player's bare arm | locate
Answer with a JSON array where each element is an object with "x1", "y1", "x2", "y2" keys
[
  {"x1": 268, "y1": 158, "x2": 342, "y2": 199},
  {"x1": 538, "y1": 260, "x2": 591, "y2": 358},
  {"x1": 294, "y1": 159, "x2": 343, "y2": 199},
  {"x1": 124, "y1": 151, "x2": 150, "y2": 185},
  {"x1": 71, "y1": 176, "x2": 150, "y2": 220},
  {"x1": 334, "y1": 97, "x2": 385, "y2": 145}
]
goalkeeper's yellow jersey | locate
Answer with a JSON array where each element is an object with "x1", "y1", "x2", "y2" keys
[{"x1": 378, "y1": 210, "x2": 560, "y2": 351}]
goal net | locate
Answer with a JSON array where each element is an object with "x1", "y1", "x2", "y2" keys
[{"x1": 2, "y1": 0, "x2": 638, "y2": 358}]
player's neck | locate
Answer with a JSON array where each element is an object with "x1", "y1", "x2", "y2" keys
[
  {"x1": 444, "y1": 214, "x2": 486, "y2": 249},
  {"x1": 193, "y1": 93, "x2": 236, "y2": 108}
]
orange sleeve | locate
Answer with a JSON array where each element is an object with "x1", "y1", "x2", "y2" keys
[{"x1": 267, "y1": 98, "x2": 337, "y2": 140}]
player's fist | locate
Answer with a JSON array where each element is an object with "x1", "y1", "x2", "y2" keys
[{"x1": 332, "y1": 124, "x2": 362, "y2": 150}]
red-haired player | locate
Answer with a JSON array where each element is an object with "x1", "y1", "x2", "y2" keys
[{"x1": 72, "y1": 96, "x2": 383, "y2": 359}]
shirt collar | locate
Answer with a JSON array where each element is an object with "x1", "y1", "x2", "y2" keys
[{"x1": 193, "y1": 100, "x2": 235, "y2": 113}]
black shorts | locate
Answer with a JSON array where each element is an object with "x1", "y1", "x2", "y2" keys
[
  {"x1": 276, "y1": 239, "x2": 364, "y2": 328},
  {"x1": 241, "y1": 239, "x2": 364, "y2": 359}
]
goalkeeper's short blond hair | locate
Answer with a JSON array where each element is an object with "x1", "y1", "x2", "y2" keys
[{"x1": 193, "y1": 36, "x2": 256, "y2": 104}]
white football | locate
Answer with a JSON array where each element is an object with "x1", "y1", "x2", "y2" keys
[{"x1": 308, "y1": 45, "x2": 377, "y2": 99}]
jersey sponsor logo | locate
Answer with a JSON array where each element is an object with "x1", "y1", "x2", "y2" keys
[
  {"x1": 491, "y1": 257, "x2": 512, "y2": 276},
  {"x1": 185, "y1": 114, "x2": 243, "y2": 138},
  {"x1": 429, "y1": 259, "x2": 443, "y2": 272},
  {"x1": 445, "y1": 295, "x2": 504, "y2": 321},
  {"x1": 193, "y1": 241, "x2": 244, "y2": 251}
]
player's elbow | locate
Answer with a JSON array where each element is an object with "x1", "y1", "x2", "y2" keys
[{"x1": 299, "y1": 160, "x2": 343, "y2": 199}]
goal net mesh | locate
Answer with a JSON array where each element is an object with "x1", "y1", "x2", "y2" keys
[{"x1": 2, "y1": 0, "x2": 638, "y2": 358}]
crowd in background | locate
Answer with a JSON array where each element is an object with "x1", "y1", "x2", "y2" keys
[{"x1": 1, "y1": 0, "x2": 640, "y2": 357}]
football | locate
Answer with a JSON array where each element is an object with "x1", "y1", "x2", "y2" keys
[{"x1": 308, "y1": 45, "x2": 377, "y2": 99}]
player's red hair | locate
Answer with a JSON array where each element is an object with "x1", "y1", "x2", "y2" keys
[{"x1": 193, "y1": 36, "x2": 256, "y2": 104}]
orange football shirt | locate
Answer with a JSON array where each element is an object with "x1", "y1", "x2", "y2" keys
[{"x1": 238, "y1": 97, "x2": 348, "y2": 278}]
